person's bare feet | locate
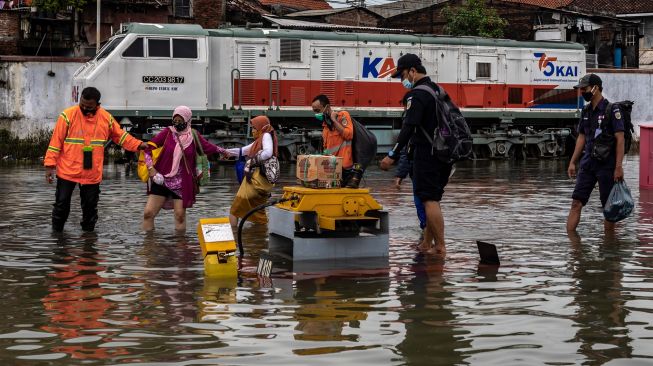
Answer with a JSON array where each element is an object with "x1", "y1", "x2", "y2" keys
[
  {"x1": 416, "y1": 241, "x2": 431, "y2": 252},
  {"x1": 426, "y1": 244, "x2": 446, "y2": 257}
]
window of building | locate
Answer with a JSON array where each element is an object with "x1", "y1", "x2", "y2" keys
[
  {"x1": 476, "y1": 62, "x2": 491, "y2": 78},
  {"x1": 122, "y1": 37, "x2": 144, "y2": 57},
  {"x1": 279, "y1": 39, "x2": 301, "y2": 62},
  {"x1": 625, "y1": 28, "x2": 637, "y2": 46},
  {"x1": 173, "y1": 39, "x2": 198, "y2": 59},
  {"x1": 148, "y1": 38, "x2": 170, "y2": 58},
  {"x1": 174, "y1": 0, "x2": 192, "y2": 18}
]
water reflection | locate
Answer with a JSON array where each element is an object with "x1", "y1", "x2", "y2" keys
[
  {"x1": 0, "y1": 159, "x2": 651, "y2": 365},
  {"x1": 568, "y1": 232, "x2": 632, "y2": 363},
  {"x1": 41, "y1": 234, "x2": 129, "y2": 360}
]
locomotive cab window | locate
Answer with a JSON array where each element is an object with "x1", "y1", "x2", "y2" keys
[
  {"x1": 94, "y1": 36, "x2": 125, "y2": 61},
  {"x1": 122, "y1": 37, "x2": 144, "y2": 58},
  {"x1": 148, "y1": 38, "x2": 171, "y2": 58},
  {"x1": 279, "y1": 39, "x2": 301, "y2": 62},
  {"x1": 173, "y1": 39, "x2": 198, "y2": 59},
  {"x1": 476, "y1": 62, "x2": 491, "y2": 79}
]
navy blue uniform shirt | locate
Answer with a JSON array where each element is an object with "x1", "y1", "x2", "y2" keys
[{"x1": 577, "y1": 98, "x2": 625, "y2": 169}]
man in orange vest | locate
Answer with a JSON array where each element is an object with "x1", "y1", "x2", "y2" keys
[
  {"x1": 311, "y1": 94, "x2": 361, "y2": 187},
  {"x1": 44, "y1": 87, "x2": 148, "y2": 232}
]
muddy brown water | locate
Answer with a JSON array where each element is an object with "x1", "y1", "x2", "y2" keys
[{"x1": 0, "y1": 157, "x2": 651, "y2": 365}]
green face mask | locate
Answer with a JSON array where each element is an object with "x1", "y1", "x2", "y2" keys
[{"x1": 315, "y1": 113, "x2": 324, "y2": 122}]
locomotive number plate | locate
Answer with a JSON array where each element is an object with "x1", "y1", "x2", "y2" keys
[{"x1": 142, "y1": 76, "x2": 185, "y2": 84}]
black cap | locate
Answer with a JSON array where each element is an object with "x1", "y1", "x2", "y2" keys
[
  {"x1": 392, "y1": 53, "x2": 422, "y2": 78},
  {"x1": 574, "y1": 73, "x2": 602, "y2": 89}
]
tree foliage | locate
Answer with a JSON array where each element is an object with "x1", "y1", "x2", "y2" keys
[
  {"x1": 442, "y1": 0, "x2": 508, "y2": 38},
  {"x1": 32, "y1": 0, "x2": 87, "y2": 13}
]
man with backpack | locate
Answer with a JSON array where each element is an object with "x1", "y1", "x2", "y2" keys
[
  {"x1": 380, "y1": 54, "x2": 455, "y2": 256},
  {"x1": 567, "y1": 73, "x2": 627, "y2": 233}
]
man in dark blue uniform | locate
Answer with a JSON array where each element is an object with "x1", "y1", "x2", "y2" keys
[
  {"x1": 380, "y1": 54, "x2": 453, "y2": 256},
  {"x1": 567, "y1": 73, "x2": 625, "y2": 233}
]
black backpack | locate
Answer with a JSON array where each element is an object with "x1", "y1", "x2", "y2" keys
[
  {"x1": 351, "y1": 117, "x2": 378, "y2": 169},
  {"x1": 604, "y1": 101, "x2": 635, "y2": 154},
  {"x1": 414, "y1": 84, "x2": 473, "y2": 164}
]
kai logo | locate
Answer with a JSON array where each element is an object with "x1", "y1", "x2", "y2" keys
[
  {"x1": 534, "y1": 52, "x2": 578, "y2": 77},
  {"x1": 362, "y1": 57, "x2": 396, "y2": 78}
]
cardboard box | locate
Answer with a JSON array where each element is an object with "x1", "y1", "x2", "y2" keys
[{"x1": 296, "y1": 155, "x2": 343, "y2": 188}]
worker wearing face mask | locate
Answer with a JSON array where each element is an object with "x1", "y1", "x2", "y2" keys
[
  {"x1": 44, "y1": 86, "x2": 148, "y2": 233},
  {"x1": 310, "y1": 94, "x2": 357, "y2": 187},
  {"x1": 567, "y1": 73, "x2": 626, "y2": 234},
  {"x1": 379, "y1": 53, "x2": 454, "y2": 257}
]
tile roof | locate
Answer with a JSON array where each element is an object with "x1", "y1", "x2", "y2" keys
[
  {"x1": 368, "y1": 0, "x2": 441, "y2": 18},
  {"x1": 258, "y1": 0, "x2": 331, "y2": 11},
  {"x1": 500, "y1": 0, "x2": 574, "y2": 10},
  {"x1": 568, "y1": 0, "x2": 653, "y2": 15}
]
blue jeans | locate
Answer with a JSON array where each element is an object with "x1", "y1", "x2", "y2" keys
[{"x1": 412, "y1": 180, "x2": 426, "y2": 230}]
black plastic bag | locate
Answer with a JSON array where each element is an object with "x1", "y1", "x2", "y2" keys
[{"x1": 603, "y1": 181, "x2": 634, "y2": 222}]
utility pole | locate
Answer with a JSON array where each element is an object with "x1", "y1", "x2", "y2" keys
[{"x1": 96, "y1": 0, "x2": 101, "y2": 54}]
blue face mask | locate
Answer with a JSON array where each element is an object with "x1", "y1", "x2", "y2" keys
[
  {"x1": 315, "y1": 113, "x2": 324, "y2": 122},
  {"x1": 402, "y1": 78, "x2": 413, "y2": 90}
]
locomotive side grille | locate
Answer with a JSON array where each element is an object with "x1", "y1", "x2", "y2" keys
[
  {"x1": 280, "y1": 39, "x2": 301, "y2": 62},
  {"x1": 508, "y1": 87, "x2": 523, "y2": 105},
  {"x1": 291, "y1": 87, "x2": 306, "y2": 105},
  {"x1": 320, "y1": 48, "x2": 337, "y2": 102},
  {"x1": 345, "y1": 79, "x2": 354, "y2": 96},
  {"x1": 238, "y1": 44, "x2": 257, "y2": 105}
]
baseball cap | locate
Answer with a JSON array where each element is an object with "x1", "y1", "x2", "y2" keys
[
  {"x1": 391, "y1": 53, "x2": 422, "y2": 78},
  {"x1": 574, "y1": 73, "x2": 602, "y2": 89}
]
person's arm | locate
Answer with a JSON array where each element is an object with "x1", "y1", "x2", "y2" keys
[
  {"x1": 333, "y1": 112, "x2": 354, "y2": 141},
  {"x1": 614, "y1": 131, "x2": 625, "y2": 181},
  {"x1": 226, "y1": 142, "x2": 253, "y2": 157},
  {"x1": 380, "y1": 96, "x2": 422, "y2": 171},
  {"x1": 568, "y1": 133, "x2": 585, "y2": 179},
  {"x1": 44, "y1": 112, "x2": 69, "y2": 183},
  {"x1": 109, "y1": 113, "x2": 147, "y2": 151},
  {"x1": 196, "y1": 131, "x2": 226, "y2": 156},
  {"x1": 395, "y1": 148, "x2": 410, "y2": 179},
  {"x1": 256, "y1": 133, "x2": 273, "y2": 161}
]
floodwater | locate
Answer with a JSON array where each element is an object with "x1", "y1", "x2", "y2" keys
[{"x1": 0, "y1": 157, "x2": 651, "y2": 365}]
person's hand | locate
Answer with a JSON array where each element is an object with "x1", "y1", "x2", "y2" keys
[
  {"x1": 394, "y1": 177, "x2": 403, "y2": 190},
  {"x1": 567, "y1": 162, "x2": 576, "y2": 179},
  {"x1": 45, "y1": 166, "x2": 55, "y2": 184},
  {"x1": 152, "y1": 173, "x2": 164, "y2": 185},
  {"x1": 148, "y1": 167, "x2": 158, "y2": 178},
  {"x1": 139, "y1": 142, "x2": 149, "y2": 150},
  {"x1": 244, "y1": 159, "x2": 254, "y2": 182},
  {"x1": 380, "y1": 156, "x2": 394, "y2": 171},
  {"x1": 614, "y1": 165, "x2": 624, "y2": 182}
]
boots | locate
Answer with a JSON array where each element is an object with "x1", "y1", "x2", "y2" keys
[{"x1": 345, "y1": 164, "x2": 363, "y2": 188}]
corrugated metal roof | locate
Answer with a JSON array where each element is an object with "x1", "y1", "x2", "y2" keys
[
  {"x1": 286, "y1": 8, "x2": 356, "y2": 17},
  {"x1": 368, "y1": 0, "x2": 442, "y2": 18},
  {"x1": 259, "y1": 0, "x2": 331, "y2": 11},
  {"x1": 262, "y1": 15, "x2": 406, "y2": 32},
  {"x1": 570, "y1": 0, "x2": 653, "y2": 15}
]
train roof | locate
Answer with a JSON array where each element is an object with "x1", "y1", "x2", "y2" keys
[{"x1": 121, "y1": 23, "x2": 585, "y2": 51}]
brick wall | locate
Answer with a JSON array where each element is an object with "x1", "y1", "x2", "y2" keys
[
  {"x1": 0, "y1": 11, "x2": 19, "y2": 55},
  {"x1": 192, "y1": 0, "x2": 225, "y2": 29}
]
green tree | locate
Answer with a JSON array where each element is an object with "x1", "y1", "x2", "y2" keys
[
  {"x1": 442, "y1": 0, "x2": 508, "y2": 38},
  {"x1": 32, "y1": 0, "x2": 86, "y2": 13}
]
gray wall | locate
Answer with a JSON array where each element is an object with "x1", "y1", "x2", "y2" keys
[
  {"x1": 0, "y1": 60, "x2": 84, "y2": 138},
  {"x1": 594, "y1": 71, "x2": 653, "y2": 136}
]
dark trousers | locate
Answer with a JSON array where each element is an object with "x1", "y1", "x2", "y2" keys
[{"x1": 52, "y1": 177, "x2": 100, "y2": 232}]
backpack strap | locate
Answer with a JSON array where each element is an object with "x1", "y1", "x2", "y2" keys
[{"x1": 413, "y1": 84, "x2": 440, "y2": 146}]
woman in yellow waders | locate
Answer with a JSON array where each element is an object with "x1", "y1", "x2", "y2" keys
[{"x1": 225, "y1": 116, "x2": 278, "y2": 226}]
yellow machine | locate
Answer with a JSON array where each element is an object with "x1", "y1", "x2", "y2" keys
[
  {"x1": 197, "y1": 217, "x2": 238, "y2": 278},
  {"x1": 276, "y1": 186, "x2": 385, "y2": 233},
  {"x1": 268, "y1": 186, "x2": 389, "y2": 261}
]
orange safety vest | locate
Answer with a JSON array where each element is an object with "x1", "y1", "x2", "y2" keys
[
  {"x1": 44, "y1": 106, "x2": 143, "y2": 185},
  {"x1": 322, "y1": 110, "x2": 354, "y2": 169}
]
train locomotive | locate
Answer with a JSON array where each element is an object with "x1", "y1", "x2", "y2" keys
[{"x1": 72, "y1": 23, "x2": 586, "y2": 160}]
